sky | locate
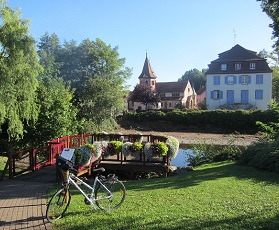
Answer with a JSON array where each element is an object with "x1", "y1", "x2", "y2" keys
[{"x1": 8, "y1": 0, "x2": 275, "y2": 90}]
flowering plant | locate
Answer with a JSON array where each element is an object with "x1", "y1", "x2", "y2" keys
[
  {"x1": 166, "y1": 136, "x2": 179, "y2": 158},
  {"x1": 74, "y1": 144, "x2": 96, "y2": 167},
  {"x1": 122, "y1": 141, "x2": 143, "y2": 157},
  {"x1": 105, "y1": 140, "x2": 122, "y2": 156},
  {"x1": 144, "y1": 142, "x2": 169, "y2": 159},
  {"x1": 92, "y1": 141, "x2": 108, "y2": 159}
]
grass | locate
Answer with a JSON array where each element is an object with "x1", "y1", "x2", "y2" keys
[
  {"x1": 49, "y1": 161, "x2": 279, "y2": 230},
  {"x1": 0, "y1": 156, "x2": 8, "y2": 176}
]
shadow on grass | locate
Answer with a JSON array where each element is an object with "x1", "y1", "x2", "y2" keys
[
  {"x1": 53, "y1": 209, "x2": 279, "y2": 230},
  {"x1": 125, "y1": 161, "x2": 279, "y2": 192}
]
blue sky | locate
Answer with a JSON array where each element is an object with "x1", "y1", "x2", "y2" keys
[{"x1": 8, "y1": 0, "x2": 274, "y2": 90}]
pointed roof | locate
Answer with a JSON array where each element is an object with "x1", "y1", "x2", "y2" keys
[
  {"x1": 212, "y1": 44, "x2": 263, "y2": 62},
  {"x1": 138, "y1": 53, "x2": 157, "y2": 79}
]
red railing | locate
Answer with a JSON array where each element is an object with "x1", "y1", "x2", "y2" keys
[{"x1": 4, "y1": 133, "x2": 170, "y2": 179}]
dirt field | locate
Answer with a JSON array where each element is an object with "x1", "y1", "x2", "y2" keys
[{"x1": 118, "y1": 130, "x2": 259, "y2": 146}]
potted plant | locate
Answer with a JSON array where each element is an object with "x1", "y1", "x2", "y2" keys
[
  {"x1": 74, "y1": 144, "x2": 96, "y2": 167},
  {"x1": 166, "y1": 136, "x2": 179, "y2": 158},
  {"x1": 144, "y1": 142, "x2": 169, "y2": 159},
  {"x1": 122, "y1": 141, "x2": 143, "y2": 157},
  {"x1": 105, "y1": 140, "x2": 122, "y2": 156}
]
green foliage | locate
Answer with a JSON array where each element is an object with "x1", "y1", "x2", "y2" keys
[
  {"x1": 256, "y1": 102, "x2": 279, "y2": 140},
  {"x1": 122, "y1": 141, "x2": 143, "y2": 157},
  {"x1": 258, "y1": 0, "x2": 279, "y2": 48},
  {"x1": 132, "y1": 142, "x2": 143, "y2": 152},
  {"x1": 105, "y1": 140, "x2": 122, "y2": 156},
  {"x1": 187, "y1": 138, "x2": 243, "y2": 166},
  {"x1": 121, "y1": 109, "x2": 278, "y2": 134},
  {"x1": 238, "y1": 138, "x2": 279, "y2": 172},
  {"x1": 0, "y1": 3, "x2": 42, "y2": 140},
  {"x1": 23, "y1": 77, "x2": 79, "y2": 147},
  {"x1": 178, "y1": 68, "x2": 206, "y2": 92},
  {"x1": 129, "y1": 84, "x2": 160, "y2": 107},
  {"x1": 187, "y1": 141, "x2": 216, "y2": 166},
  {"x1": 74, "y1": 144, "x2": 96, "y2": 167}
]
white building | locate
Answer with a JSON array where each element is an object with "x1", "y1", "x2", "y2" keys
[{"x1": 206, "y1": 44, "x2": 272, "y2": 110}]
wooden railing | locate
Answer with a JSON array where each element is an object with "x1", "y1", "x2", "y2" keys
[{"x1": 1, "y1": 133, "x2": 172, "y2": 180}]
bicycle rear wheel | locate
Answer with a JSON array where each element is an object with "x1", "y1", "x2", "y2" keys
[
  {"x1": 95, "y1": 179, "x2": 126, "y2": 211},
  {"x1": 46, "y1": 188, "x2": 71, "y2": 222}
]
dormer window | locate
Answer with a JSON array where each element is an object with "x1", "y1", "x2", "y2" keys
[
  {"x1": 235, "y1": 63, "x2": 241, "y2": 70},
  {"x1": 250, "y1": 63, "x2": 256, "y2": 70},
  {"x1": 221, "y1": 64, "x2": 227, "y2": 70}
]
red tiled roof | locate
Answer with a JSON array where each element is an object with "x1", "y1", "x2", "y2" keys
[
  {"x1": 156, "y1": 81, "x2": 188, "y2": 93},
  {"x1": 196, "y1": 87, "x2": 206, "y2": 95}
]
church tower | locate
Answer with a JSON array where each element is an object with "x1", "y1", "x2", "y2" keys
[{"x1": 138, "y1": 53, "x2": 157, "y2": 91}]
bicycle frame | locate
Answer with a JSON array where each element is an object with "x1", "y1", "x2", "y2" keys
[{"x1": 67, "y1": 173, "x2": 113, "y2": 211}]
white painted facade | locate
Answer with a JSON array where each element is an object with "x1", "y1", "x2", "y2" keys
[
  {"x1": 206, "y1": 73, "x2": 272, "y2": 110},
  {"x1": 206, "y1": 45, "x2": 273, "y2": 111}
]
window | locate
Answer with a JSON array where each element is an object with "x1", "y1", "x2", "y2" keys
[
  {"x1": 169, "y1": 102, "x2": 172, "y2": 107},
  {"x1": 221, "y1": 64, "x2": 227, "y2": 70},
  {"x1": 211, "y1": 90, "x2": 223, "y2": 100},
  {"x1": 152, "y1": 80, "x2": 155, "y2": 85},
  {"x1": 241, "y1": 75, "x2": 248, "y2": 84},
  {"x1": 250, "y1": 63, "x2": 256, "y2": 70},
  {"x1": 214, "y1": 76, "x2": 220, "y2": 85},
  {"x1": 172, "y1": 92, "x2": 180, "y2": 97},
  {"x1": 227, "y1": 76, "x2": 234, "y2": 85},
  {"x1": 255, "y1": 90, "x2": 263, "y2": 99},
  {"x1": 235, "y1": 63, "x2": 241, "y2": 70},
  {"x1": 256, "y1": 74, "x2": 263, "y2": 84}
]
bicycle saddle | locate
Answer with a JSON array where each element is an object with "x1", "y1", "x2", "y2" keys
[{"x1": 93, "y1": 167, "x2": 105, "y2": 173}]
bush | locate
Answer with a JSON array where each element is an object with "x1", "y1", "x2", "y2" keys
[{"x1": 238, "y1": 138, "x2": 279, "y2": 172}]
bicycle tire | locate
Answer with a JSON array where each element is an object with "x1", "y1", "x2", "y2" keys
[
  {"x1": 95, "y1": 179, "x2": 126, "y2": 211},
  {"x1": 46, "y1": 188, "x2": 71, "y2": 222}
]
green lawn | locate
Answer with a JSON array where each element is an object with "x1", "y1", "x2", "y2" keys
[
  {"x1": 0, "y1": 156, "x2": 8, "y2": 175},
  {"x1": 50, "y1": 161, "x2": 279, "y2": 230}
]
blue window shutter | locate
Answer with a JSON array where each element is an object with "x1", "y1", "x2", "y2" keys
[
  {"x1": 239, "y1": 76, "x2": 242, "y2": 84},
  {"x1": 234, "y1": 76, "x2": 237, "y2": 84},
  {"x1": 225, "y1": 76, "x2": 228, "y2": 84},
  {"x1": 211, "y1": 91, "x2": 214, "y2": 99},
  {"x1": 248, "y1": 75, "x2": 251, "y2": 84},
  {"x1": 220, "y1": 91, "x2": 223, "y2": 99}
]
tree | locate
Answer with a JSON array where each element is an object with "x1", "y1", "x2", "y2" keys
[
  {"x1": 129, "y1": 84, "x2": 160, "y2": 109},
  {"x1": 37, "y1": 32, "x2": 61, "y2": 78},
  {"x1": 178, "y1": 68, "x2": 206, "y2": 92},
  {"x1": 0, "y1": 2, "x2": 42, "y2": 143},
  {"x1": 258, "y1": 0, "x2": 279, "y2": 48},
  {"x1": 75, "y1": 38, "x2": 131, "y2": 131},
  {"x1": 23, "y1": 76, "x2": 79, "y2": 147}
]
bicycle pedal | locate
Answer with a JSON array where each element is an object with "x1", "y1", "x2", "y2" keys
[{"x1": 84, "y1": 195, "x2": 92, "y2": 205}]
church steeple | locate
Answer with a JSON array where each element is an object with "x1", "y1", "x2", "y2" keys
[
  {"x1": 138, "y1": 53, "x2": 157, "y2": 91},
  {"x1": 138, "y1": 53, "x2": 157, "y2": 80}
]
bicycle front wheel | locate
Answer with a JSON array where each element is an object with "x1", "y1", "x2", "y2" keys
[
  {"x1": 46, "y1": 188, "x2": 71, "y2": 222},
  {"x1": 95, "y1": 179, "x2": 126, "y2": 211}
]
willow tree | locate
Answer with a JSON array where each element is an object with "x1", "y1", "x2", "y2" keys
[{"x1": 0, "y1": 2, "x2": 41, "y2": 150}]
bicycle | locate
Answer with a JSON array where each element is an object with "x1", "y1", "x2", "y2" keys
[{"x1": 46, "y1": 154, "x2": 126, "y2": 222}]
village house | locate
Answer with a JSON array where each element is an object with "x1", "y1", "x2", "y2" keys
[
  {"x1": 206, "y1": 44, "x2": 272, "y2": 110},
  {"x1": 128, "y1": 54, "x2": 198, "y2": 110}
]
